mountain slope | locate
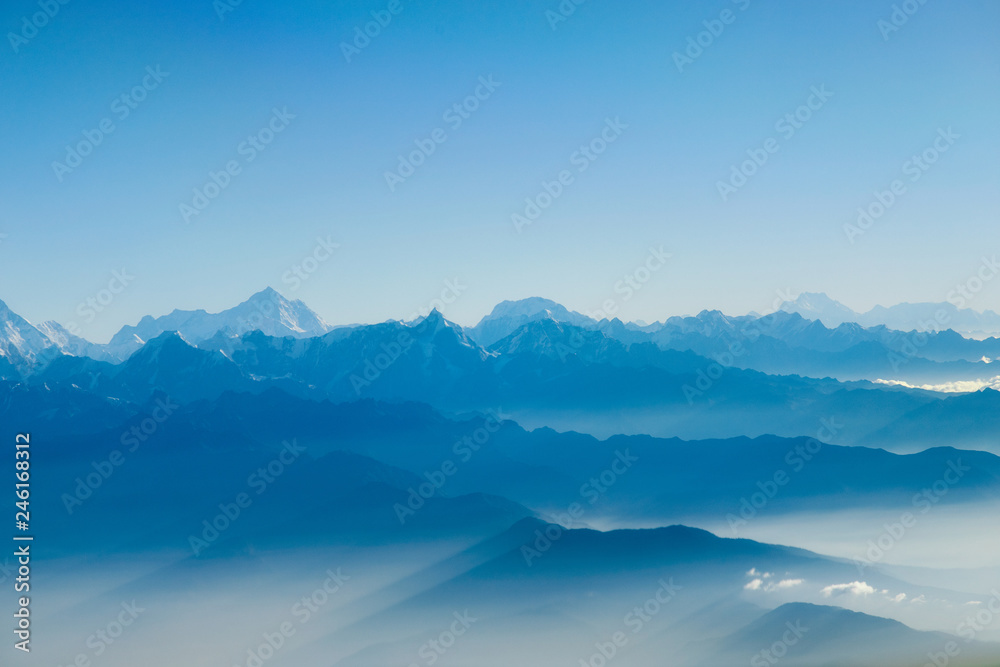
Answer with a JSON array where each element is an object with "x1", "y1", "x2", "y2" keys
[
  {"x1": 316, "y1": 522, "x2": 990, "y2": 667},
  {"x1": 111, "y1": 331, "x2": 254, "y2": 402},
  {"x1": 862, "y1": 387, "x2": 1000, "y2": 453}
]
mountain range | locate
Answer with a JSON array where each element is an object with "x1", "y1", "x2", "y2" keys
[
  {"x1": 5, "y1": 289, "x2": 1000, "y2": 372},
  {"x1": 4, "y1": 289, "x2": 1000, "y2": 449},
  {"x1": 12, "y1": 385, "x2": 997, "y2": 666},
  {"x1": 0, "y1": 288, "x2": 333, "y2": 368},
  {"x1": 777, "y1": 291, "x2": 1000, "y2": 337},
  {"x1": 3, "y1": 288, "x2": 1000, "y2": 666}
]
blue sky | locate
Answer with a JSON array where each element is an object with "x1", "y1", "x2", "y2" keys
[{"x1": 1, "y1": 0, "x2": 998, "y2": 341}]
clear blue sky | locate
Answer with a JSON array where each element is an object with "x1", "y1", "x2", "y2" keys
[{"x1": 1, "y1": 0, "x2": 998, "y2": 341}]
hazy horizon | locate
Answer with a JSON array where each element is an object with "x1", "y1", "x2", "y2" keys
[{"x1": 7, "y1": 287, "x2": 1000, "y2": 345}]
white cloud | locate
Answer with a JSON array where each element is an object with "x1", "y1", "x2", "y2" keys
[
  {"x1": 745, "y1": 568, "x2": 773, "y2": 579},
  {"x1": 821, "y1": 581, "x2": 876, "y2": 597},
  {"x1": 873, "y1": 376, "x2": 1000, "y2": 393},
  {"x1": 890, "y1": 593, "x2": 907, "y2": 603},
  {"x1": 745, "y1": 574, "x2": 803, "y2": 593}
]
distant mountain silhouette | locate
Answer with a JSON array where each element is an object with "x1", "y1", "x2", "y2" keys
[
  {"x1": 779, "y1": 291, "x2": 1000, "y2": 337},
  {"x1": 701, "y1": 601, "x2": 996, "y2": 666}
]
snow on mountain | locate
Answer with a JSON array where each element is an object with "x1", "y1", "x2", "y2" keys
[
  {"x1": 778, "y1": 292, "x2": 861, "y2": 328},
  {"x1": 104, "y1": 287, "x2": 333, "y2": 359},
  {"x1": 1, "y1": 289, "x2": 335, "y2": 369},
  {"x1": 35, "y1": 320, "x2": 115, "y2": 361},
  {"x1": 467, "y1": 297, "x2": 595, "y2": 347},
  {"x1": 0, "y1": 298, "x2": 62, "y2": 371}
]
